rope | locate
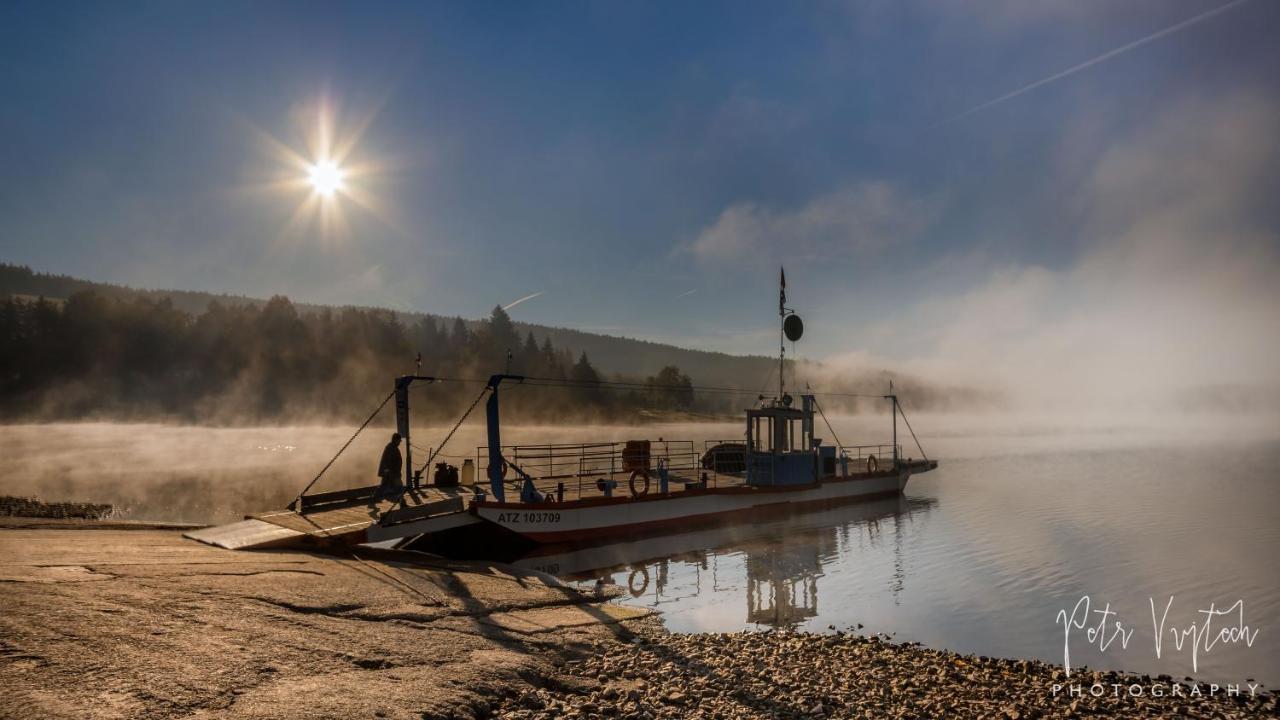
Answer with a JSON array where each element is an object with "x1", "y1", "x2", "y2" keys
[
  {"x1": 810, "y1": 396, "x2": 845, "y2": 452},
  {"x1": 756, "y1": 363, "x2": 776, "y2": 404},
  {"x1": 896, "y1": 401, "x2": 930, "y2": 463},
  {"x1": 415, "y1": 386, "x2": 490, "y2": 475},
  {"x1": 411, "y1": 442, "x2": 471, "y2": 460},
  {"x1": 291, "y1": 390, "x2": 395, "y2": 508}
]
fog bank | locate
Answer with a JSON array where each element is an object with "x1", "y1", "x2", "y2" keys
[{"x1": 816, "y1": 92, "x2": 1280, "y2": 415}]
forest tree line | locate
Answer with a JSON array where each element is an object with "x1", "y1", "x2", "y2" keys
[
  {"x1": 0, "y1": 262, "x2": 779, "y2": 384},
  {"x1": 0, "y1": 291, "x2": 710, "y2": 424}
]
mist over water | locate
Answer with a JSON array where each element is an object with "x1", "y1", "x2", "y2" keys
[{"x1": 0, "y1": 420, "x2": 755, "y2": 523}]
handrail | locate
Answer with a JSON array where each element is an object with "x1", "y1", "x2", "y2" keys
[{"x1": 466, "y1": 436, "x2": 906, "y2": 502}]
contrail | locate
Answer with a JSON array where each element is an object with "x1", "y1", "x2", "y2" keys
[
  {"x1": 502, "y1": 291, "x2": 544, "y2": 311},
  {"x1": 675, "y1": 289, "x2": 698, "y2": 299},
  {"x1": 941, "y1": 0, "x2": 1251, "y2": 125}
]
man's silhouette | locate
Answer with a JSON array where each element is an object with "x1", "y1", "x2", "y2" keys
[{"x1": 376, "y1": 432, "x2": 404, "y2": 501}]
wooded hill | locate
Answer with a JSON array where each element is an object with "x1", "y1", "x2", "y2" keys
[
  {"x1": 0, "y1": 263, "x2": 993, "y2": 423},
  {"x1": 0, "y1": 263, "x2": 773, "y2": 384}
]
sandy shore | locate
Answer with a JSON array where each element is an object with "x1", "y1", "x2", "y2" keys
[{"x1": 1, "y1": 522, "x2": 1274, "y2": 719}]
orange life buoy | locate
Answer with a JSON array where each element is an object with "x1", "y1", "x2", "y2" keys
[
  {"x1": 628, "y1": 566, "x2": 649, "y2": 596},
  {"x1": 629, "y1": 470, "x2": 650, "y2": 497}
]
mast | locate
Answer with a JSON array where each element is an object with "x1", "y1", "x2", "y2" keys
[
  {"x1": 779, "y1": 267, "x2": 786, "y2": 401},
  {"x1": 890, "y1": 380, "x2": 898, "y2": 468}
]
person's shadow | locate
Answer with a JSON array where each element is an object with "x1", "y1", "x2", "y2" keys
[{"x1": 366, "y1": 485, "x2": 424, "y2": 519}]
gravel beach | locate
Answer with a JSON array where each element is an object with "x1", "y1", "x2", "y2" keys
[{"x1": 494, "y1": 627, "x2": 1277, "y2": 719}]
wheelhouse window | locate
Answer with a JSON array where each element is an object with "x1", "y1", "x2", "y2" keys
[{"x1": 748, "y1": 411, "x2": 807, "y2": 453}]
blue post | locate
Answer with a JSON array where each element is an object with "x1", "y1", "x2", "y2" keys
[{"x1": 486, "y1": 388, "x2": 505, "y2": 502}]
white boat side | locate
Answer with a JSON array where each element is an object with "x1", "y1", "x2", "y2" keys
[{"x1": 473, "y1": 468, "x2": 913, "y2": 542}]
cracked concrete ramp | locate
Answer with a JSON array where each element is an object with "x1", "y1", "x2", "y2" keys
[{"x1": 0, "y1": 524, "x2": 648, "y2": 720}]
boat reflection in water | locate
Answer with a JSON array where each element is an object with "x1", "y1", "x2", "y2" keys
[{"x1": 509, "y1": 495, "x2": 938, "y2": 629}]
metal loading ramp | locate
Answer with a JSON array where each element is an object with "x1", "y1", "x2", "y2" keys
[
  {"x1": 184, "y1": 519, "x2": 307, "y2": 550},
  {"x1": 185, "y1": 484, "x2": 481, "y2": 551}
]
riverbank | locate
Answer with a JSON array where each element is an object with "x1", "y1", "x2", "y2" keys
[
  {"x1": 0, "y1": 495, "x2": 115, "y2": 520},
  {"x1": 494, "y1": 628, "x2": 1276, "y2": 719},
  {"x1": 0, "y1": 523, "x2": 1273, "y2": 719}
]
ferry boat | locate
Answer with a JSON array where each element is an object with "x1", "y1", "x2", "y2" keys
[
  {"x1": 467, "y1": 391, "x2": 934, "y2": 543},
  {"x1": 186, "y1": 271, "x2": 937, "y2": 551}
]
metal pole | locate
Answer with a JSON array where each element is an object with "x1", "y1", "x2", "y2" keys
[
  {"x1": 892, "y1": 395, "x2": 899, "y2": 469},
  {"x1": 779, "y1": 267, "x2": 785, "y2": 401},
  {"x1": 779, "y1": 324, "x2": 784, "y2": 401}
]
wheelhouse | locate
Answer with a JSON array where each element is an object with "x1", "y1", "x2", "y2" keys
[{"x1": 745, "y1": 395, "x2": 821, "y2": 487}]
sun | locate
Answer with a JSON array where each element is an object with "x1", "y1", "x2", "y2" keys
[
  {"x1": 245, "y1": 94, "x2": 401, "y2": 242},
  {"x1": 307, "y1": 159, "x2": 345, "y2": 198}
]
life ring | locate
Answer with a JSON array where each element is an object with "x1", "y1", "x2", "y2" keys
[
  {"x1": 629, "y1": 470, "x2": 650, "y2": 497},
  {"x1": 628, "y1": 567, "x2": 650, "y2": 596},
  {"x1": 867, "y1": 455, "x2": 878, "y2": 473}
]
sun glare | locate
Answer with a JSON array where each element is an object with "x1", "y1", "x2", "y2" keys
[
  {"x1": 307, "y1": 160, "x2": 345, "y2": 198},
  {"x1": 246, "y1": 94, "x2": 398, "y2": 243}
]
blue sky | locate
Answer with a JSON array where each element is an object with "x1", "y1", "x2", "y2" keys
[{"x1": 1, "y1": 0, "x2": 1277, "y2": 400}]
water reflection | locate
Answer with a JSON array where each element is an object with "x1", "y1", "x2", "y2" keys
[
  {"x1": 510, "y1": 497, "x2": 938, "y2": 629},
  {"x1": 744, "y1": 533, "x2": 823, "y2": 627}
]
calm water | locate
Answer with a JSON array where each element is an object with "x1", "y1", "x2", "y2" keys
[
  {"x1": 3, "y1": 416, "x2": 1278, "y2": 685},
  {"x1": 512, "y1": 419, "x2": 1280, "y2": 687}
]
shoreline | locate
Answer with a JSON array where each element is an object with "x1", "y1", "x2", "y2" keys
[
  {"x1": 0, "y1": 523, "x2": 1273, "y2": 719},
  {"x1": 499, "y1": 624, "x2": 1275, "y2": 719}
]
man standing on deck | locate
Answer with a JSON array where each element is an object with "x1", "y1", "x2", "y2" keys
[{"x1": 376, "y1": 432, "x2": 404, "y2": 501}]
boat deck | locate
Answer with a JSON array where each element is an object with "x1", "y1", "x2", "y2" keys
[
  {"x1": 248, "y1": 468, "x2": 732, "y2": 543},
  {"x1": 516, "y1": 469, "x2": 738, "y2": 501},
  {"x1": 254, "y1": 485, "x2": 475, "y2": 540},
  {"x1": 246, "y1": 458, "x2": 935, "y2": 545}
]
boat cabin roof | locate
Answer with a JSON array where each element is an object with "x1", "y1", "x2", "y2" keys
[{"x1": 745, "y1": 406, "x2": 806, "y2": 420}]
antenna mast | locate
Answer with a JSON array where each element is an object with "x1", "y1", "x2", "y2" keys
[
  {"x1": 885, "y1": 379, "x2": 899, "y2": 469},
  {"x1": 778, "y1": 267, "x2": 786, "y2": 401},
  {"x1": 776, "y1": 267, "x2": 805, "y2": 404}
]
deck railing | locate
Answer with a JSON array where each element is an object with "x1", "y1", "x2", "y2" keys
[
  {"x1": 837, "y1": 444, "x2": 903, "y2": 466},
  {"x1": 470, "y1": 439, "x2": 906, "y2": 502}
]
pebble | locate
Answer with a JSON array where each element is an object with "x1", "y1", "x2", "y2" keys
[{"x1": 488, "y1": 628, "x2": 1277, "y2": 719}]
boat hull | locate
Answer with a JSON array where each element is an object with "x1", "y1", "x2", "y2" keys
[{"x1": 473, "y1": 467, "x2": 918, "y2": 543}]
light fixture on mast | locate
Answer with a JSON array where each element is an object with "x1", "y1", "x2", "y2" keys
[{"x1": 778, "y1": 267, "x2": 804, "y2": 403}]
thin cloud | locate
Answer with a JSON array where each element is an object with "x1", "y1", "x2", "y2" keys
[
  {"x1": 940, "y1": 0, "x2": 1251, "y2": 125},
  {"x1": 502, "y1": 291, "x2": 544, "y2": 311},
  {"x1": 675, "y1": 289, "x2": 698, "y2": 299},
  {"x1": 686, "y1": 182, "x2": 932, "y2": 266}
]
